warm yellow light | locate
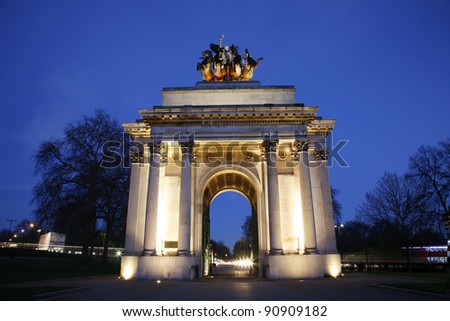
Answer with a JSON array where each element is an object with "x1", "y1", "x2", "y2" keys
[
  {"x1": 120, "y1": 257, "x2": 138, "y2": 280},
  {"x1": 121, "y1": 268, "x2": 134, "y2": 281},
  {"x1": 30, "y1": 223, "x2": 35, "y2": 228},
  {"x1": 235, "y1": 259, "x2": 253, "y2": 268},
  {"x1": 328, "y1": 266, "x2": 342, "y2": 278}
]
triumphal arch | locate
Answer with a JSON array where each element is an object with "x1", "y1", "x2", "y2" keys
[{"x1": 120, "y1": 40, "x2": 341, "y2": 280}]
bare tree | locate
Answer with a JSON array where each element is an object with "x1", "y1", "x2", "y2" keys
[
  {"x1": 408, "y1": 138, "x2": 450, "y2": 239},
  {"x1": 357, "y1": 172, "x2": 430, "y2": 271},
  {"x1": 33, "y1": 109, "x2": 129, "y2": 263}
]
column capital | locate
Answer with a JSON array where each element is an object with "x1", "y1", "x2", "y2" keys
[
  {"x1": 179, "y1": 141, "x2": 196, "y2": 163},
  {"x1": 291, "y1": 139, "x2": 309, "y2": 161},
  {"x1": 148, "y1": 141, "x2": 168, "y2": 163},
  {"x1": 261, "y1": 139, "x2": 278, "y2": 164},
  {"x1": 130, "y1": 149, "x2": 143, "y2": 164},
  {"x1": 148, "y1": 141, "x2": 164, "y2": 154},
  {"x1": 179, "y1": 141, "x2": 194, "y2": 154},
  {"x1": 315, "y1": 148, "x2": 329, "y2": 161},
  {"x1": 294, "y1": 138, "x2": 309, "y2": 152}
]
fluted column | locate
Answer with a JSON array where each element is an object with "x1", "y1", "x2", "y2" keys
[
  {"x1": 124, "y1": 146, "x2": 146, "y2": 255},
  {"x1": 294, "y1": 139, "x2": 318, "y2": 254},
  {"x1": 177, "y1": 141, "x2": 194, "y2": 256},
  {"x1": 142, "y1": 141, "x2": 163, "y2": 256},
  {"x1": 263, "y1": 139, "x2": 283, "y2": 255},
  {"x1": 316, "y1": 149, "x2": 338, "y2": 253},
  {"x1": 309, "y1": 148, "x2": 326, "y2": 253}
]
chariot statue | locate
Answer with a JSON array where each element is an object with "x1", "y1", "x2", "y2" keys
[{"x1": 197, "y1": 35, "x2": 263, "y2": 82}]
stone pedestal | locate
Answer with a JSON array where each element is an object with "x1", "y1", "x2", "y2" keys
[
  {"x1": 137, "y1": 256, "x2": 201, "y2": 280},
  {"x1": 266, "y1": 255, "x2": 324, "y2": 279}
]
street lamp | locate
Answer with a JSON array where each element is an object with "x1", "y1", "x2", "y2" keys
[{"x1": 334, "y1": 224, "x2": 344, "y2": 249}]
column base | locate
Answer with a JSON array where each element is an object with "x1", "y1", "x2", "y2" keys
[
  {"x1": 304, "y1": 247, "x2": 318, "y2": 254},
  {"x1": 177, "y1": 250, "x2": 191, "y2": 256},
  {"x1": 270, "y1": 249, "x2": 283, "y2": 255},
  {"x1": 142, "y1": 249, "x2": 157, "y2": 256}
]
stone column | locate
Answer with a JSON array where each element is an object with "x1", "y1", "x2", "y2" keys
[
  {"x1": 124, "y1": 147, "x2": 144, "y2": 255},
  {"x1": 177, "y1": 141, "x2": 194, "y2": 256},
  {"x1": 264, "y1": 139, "x2": 283, "y2": 255},
  {"x1": 316, "y1": 149, "x2": 338, "y2": 253},
  {"x1": 142, "y1": 141, "x2": 163, "y2": 256},
  {"x1": 309, "y1": 149, "x2": 326, "y2": 253},
  {"x1": 294, "y1": 139, "x2": 318, "y2": 254}
]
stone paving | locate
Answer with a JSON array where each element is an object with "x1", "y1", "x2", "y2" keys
[{"x1": 1, "y1": 269, "x2": 446, "y2": 301}]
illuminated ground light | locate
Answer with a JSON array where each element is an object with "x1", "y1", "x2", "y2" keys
[
  {"x1": 120, "y1": 264, "x2": 136, "y2": 280},
  {"x1": 328, "y1": 266, "x2": 342, "y2": 278},
  {"x1": 115, "y1": 250, "x2": 123, "y2": 257}
]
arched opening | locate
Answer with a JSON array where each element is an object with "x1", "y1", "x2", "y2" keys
[{"x1": 202, "y1": 172, "x2": 259, "y2": 278}]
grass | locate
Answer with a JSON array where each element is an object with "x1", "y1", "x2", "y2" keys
[
  {"x1": 362, "y1": 270, "x2": 447, "y2": 282},
  {"x1": 382, "y1": 282, "x2": 446, "y2": 295},
  {"x1": 347, "y1": 269, "x2": 449, "y2": 295},
  {"x1": 0, "y1": 248, "x2": 120, "y2": 285},
  {"x1": 0, "y1": 287, "x2": 73, "y2": 301},
  {"x1": 0, "y1": 248, "x2": 121, "y2": 300}
]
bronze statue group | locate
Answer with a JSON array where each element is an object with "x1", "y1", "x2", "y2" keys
[{"x1": 197, "y1": 36, "x2": 263, "y2": 82}]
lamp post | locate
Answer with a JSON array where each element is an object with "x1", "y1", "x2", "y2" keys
[
  {"x1": 334, "y1": 223, "x2": 344, "y2": 238},
  {"x1": 334, "y1": 223, "x2": 344, "y2": 250},
  {"x1": 6, "y1": 218, "x2": 17, "y2": 242}
]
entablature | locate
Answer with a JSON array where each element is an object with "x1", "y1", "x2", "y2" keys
[
  {"x1": 139, "y1": 104, "x2": 319, "y2": 127},
  {"x1": 123, "y1": 122, "x2": 150, "y2": 139}
]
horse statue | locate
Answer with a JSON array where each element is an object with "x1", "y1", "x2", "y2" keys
[
  {"x1": 210, "y1": 42, "x2": 229, "y2": 81},
  {"x1": 197, "y1": 50, "x2": 214, "y2": 82},
  {"x1": 241, "y1": 49, "x2": 263, "y2": 81},
  {"x1": 229, "y1": 44, "x2": 242, "y2": 81}
]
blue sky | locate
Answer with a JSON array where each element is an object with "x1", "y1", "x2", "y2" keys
[{"x1": 1, "y1": 0, "x2": 449, "y2": 250}]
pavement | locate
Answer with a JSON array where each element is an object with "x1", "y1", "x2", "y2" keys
[{"x1": 1, "y1": 266, "x2": 447, "y2": 301}]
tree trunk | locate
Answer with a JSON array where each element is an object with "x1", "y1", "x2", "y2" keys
[
  {"x1": 81, "y1": 217, "x2": 93, "y2": 263},
  {"x1": 102, "y1": 220, "x2": 112, "y2": 263},
  {"x1": 364, "y1": 246, "x2": 369, "y2": 269},
  {"x1": 81, "y1": 199, "x2": 96, "y2": 263}
]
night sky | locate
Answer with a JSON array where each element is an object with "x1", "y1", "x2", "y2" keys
[{"x1": 1, "y1": 0, "x2": 449, "y2": 250}]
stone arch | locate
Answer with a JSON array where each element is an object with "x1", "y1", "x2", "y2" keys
[
  {"x1": 198, "y1": 166, "x2": 266, "y2": 277},
  {"x1": 202, "y1": 171, "x2": 257, "y2": 210}
]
